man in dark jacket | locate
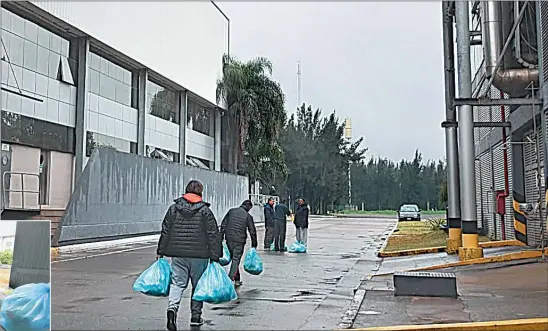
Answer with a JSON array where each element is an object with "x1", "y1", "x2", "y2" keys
[
  {"x1": 220, "y1": 200, "x2": 258, "y2": 286},
  {"x1": 294, "y1": 198, "x2": 310, "y2": 247},
  {"x1": 157, "y1": 180, "x2": 222, "y2": 330},
  {"x1": 273, "y1": 199, "x2": 292, "y2": 252},
  {"x1": 263, "y1": 197, "x2": 275, "y2": 249}
]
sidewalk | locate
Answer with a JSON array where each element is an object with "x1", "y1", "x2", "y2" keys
[{"x1": 352, "y1": 259, "x2": 548, "y2": 328}]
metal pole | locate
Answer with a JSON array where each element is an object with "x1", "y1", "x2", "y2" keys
[
  {"x1": 442, "y1": 1, "x2": 462, "y2": 253},
  {"x1": 455, "y1": 1, "x2": 482, "y2": 257}
]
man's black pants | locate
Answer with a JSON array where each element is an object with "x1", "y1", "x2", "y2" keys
[
  {"x1": 264, "y1": 224, "x2": 275, "y2": 249},
  {"x1": 226, "y1": 240, "x2": 245, "y2": 281},
  {"x1": 273, "y1": 220, "x2": 287, "y2": 251}
]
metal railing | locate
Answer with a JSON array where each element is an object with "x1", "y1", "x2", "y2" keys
[
  {"x1": 2, "y1": 171, "x2": 40, "y2": 210},
  {"x1": 249, "y1": 194, "x2": 279, "y2": 206}
]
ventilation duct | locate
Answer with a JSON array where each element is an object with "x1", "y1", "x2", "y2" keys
[{"x1": 482, "y1": 1, "x2": 539, "y2": 96}]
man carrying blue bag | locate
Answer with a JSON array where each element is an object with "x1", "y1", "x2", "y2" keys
[
  {"x1": 156, "y1": 180, "x2": 222, "y2": 330},
  {"x1": 220, "y1": 200, "x2": 258, "y2": 287}
]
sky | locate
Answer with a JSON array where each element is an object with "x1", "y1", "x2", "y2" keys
[
  {"x1": 0, "y1": 221, "x2": 17, "y2": 237},
  {"x1": 219, "y1": 2, "x2": 446, "y2": 162}
]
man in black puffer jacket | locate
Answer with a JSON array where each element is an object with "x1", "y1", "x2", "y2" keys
[
  {"x1": 157, "y1": 180, "x2": 222, "y2": 330},
  {"x1": 220, "y1": 200, "x2": 258, "y2": 286},
  {"x1": 263, "y1": 197, "x2": 275, "y2": 249}
]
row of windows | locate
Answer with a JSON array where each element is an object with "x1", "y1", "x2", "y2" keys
[
  {"x1": 86, "y1": 131, "x2": 136, "y2": 157},
  {"x1": 146, "y1": 80, "x2": 179, "y2": 124},
  {"x1": 1, "y1": 29, "x2": 75, "y2": 85},
  {"x1": 89, "y1": 52, "x2": 132, "y2": 86},
  {"x1": 89, "y1": 68, "x2": 134, "y2": 107},
  {"x1": 1, "y1": 8, "x2": 69, "y2": 57}
]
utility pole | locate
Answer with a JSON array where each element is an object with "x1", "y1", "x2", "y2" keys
[
  {"x1": 297, "y1": 60, "x2": 302, "y2": 109},
  {"x1": 345, "y1": 118, "x2": 352, "y2": 207},
  {"x1": 455, "y1": 1, "x2": 483, "y2": 260},
  {"x1": 441, "y1": 1, "x2": 462, "y2": 254}
]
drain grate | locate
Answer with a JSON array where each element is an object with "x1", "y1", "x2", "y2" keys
[{"x1": 393, "y1": 271, "x2": 458, "y2": 298}]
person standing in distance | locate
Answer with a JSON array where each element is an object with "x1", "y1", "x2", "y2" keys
[
  {"x1": 294, "y1": 198, "x2": 310, "y2": 247},
  {"x1": 220, "y1": 200, "x2": 258, "y2": 286},
  {"x1": 263, "y1": 197, "x2": 276, "y2": 250},
  {"x1": 273, "y1": 198, "x2": 292, "y2": 252},
  {"x1": 156, "y1": 180, "x2": 222, "y2": 330}
]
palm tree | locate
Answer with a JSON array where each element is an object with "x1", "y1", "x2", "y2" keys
[{"x1": 216, "y1": 54, "x2": 287, "y2": 183}]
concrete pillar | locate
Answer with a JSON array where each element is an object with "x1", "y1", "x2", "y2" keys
[
  {"x1": 455, "y1": 1, "x2": 483, "y2": 260},
  {"x1": 511, "y1": 136, "x2": 527, "y2": 244},
  {"x1": 442, "y1": 1, "x2": 462, "y2": 254},
  {"x1": 214, "y1": 109, "x2": 222, "y2": 171},
  {"x1": 179, "y1": 91, "x2": 187, "y2": 165},
  {"x1": 74, "y1": 37, "x2": 90, "y2": 182},
  {"x1": 136, "y1": 70, "x2": 148, "y2": 156}
]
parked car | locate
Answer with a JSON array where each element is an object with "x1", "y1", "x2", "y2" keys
[{"x1": 398, "y1": 204, "x2": 421, "y2": 221}]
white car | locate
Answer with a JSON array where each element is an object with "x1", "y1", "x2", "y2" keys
[{"x1": 397, "y1": 204, "x2": 421, "y2": 221}]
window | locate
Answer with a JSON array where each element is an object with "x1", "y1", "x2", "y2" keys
[
  {"x1": 146, "y1": 145, "x2": 179, "y2": 163},
  {"x1": 88, "y1": 52, "x2": 133, "y2": 107},
  {"x1": 187, "y1": 99, "x2": 212, "y2": 136},
  {"x1": 86, "y1": 131, "x2": 134, "y2": 157},
  {"x1": 146, "y1": 81, "x2": 179, "y2": 124},
  {"x1": 2, "y1": 110, "x2": 75, "y2": 153},
  {"x1": 1, "y1": 8, "x2": 75, "y2": 84}
]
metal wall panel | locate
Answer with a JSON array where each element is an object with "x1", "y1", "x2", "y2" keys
[
  {"x1": 523, "y1": 128, "x2": 545, "y2": 246},
  {"x1": 9, "y1": 221, "x2": 51, "y2": 288},
  {"x1": 57, "y1": 147, "x2": 249, "y2": 244}
]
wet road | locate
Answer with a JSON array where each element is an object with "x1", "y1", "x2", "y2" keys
[{"x1": 51, "y1": 217, "x2": 395, "y2": 330}]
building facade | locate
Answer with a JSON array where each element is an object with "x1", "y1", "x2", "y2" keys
[
  {"x1": 1, "y1": 1, "x2": 229, "y2": 214},
  {"x1": 466, "y1": 1, "x2": 546, "y2": 247}
]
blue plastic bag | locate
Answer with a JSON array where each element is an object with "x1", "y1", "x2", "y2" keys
[
  {"x1": 192, "y1": 262, "x2": 238, "y2": 304},
  {"x1": 219, "y1": 242, "x2": 231, "y2": 267},
  {"x1": 133, "y1": 258, "x2": 172, "y2": 297},
  {"x1": 243, "y1": 248, "x2": 263, "y2": 275},
  {"x1": 288, "y1": 241, "x2": 307, "y2": 253},
  {"x1": 270, "y1": 242, "x2": 288, "y2": 251},
  {"x1": 0, "y1": 283, "x2": 50, "y2": 331}
]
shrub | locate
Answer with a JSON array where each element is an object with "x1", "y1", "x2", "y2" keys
[
  {"x1": 425, "y1": 217, "x2": 447, "y2": 231},
  {"x1": 0, "y1": 250, "x2": 13, "y2": 265}
]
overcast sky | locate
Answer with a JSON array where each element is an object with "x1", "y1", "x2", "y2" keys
[{"x1": 219, "y1": 2, "x2": 445, "y2": 162}]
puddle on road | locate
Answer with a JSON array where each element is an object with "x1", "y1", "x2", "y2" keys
[{"x1": 320, "y1": 275, "x2": 343, "y2": 285}]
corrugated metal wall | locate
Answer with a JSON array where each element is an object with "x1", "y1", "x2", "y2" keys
[
  {"x1": 56, "y1": 147, "x2": 249, "y2": 245},
  {"x1": 523, "y1": 127, "x2": 545, "y2": 246},
  {"x1": 9, "y1": 221, "x2": 51, "y2": 288},
  {"x1": 473, "y1": 76, "x2": 513, "y2": 240}
]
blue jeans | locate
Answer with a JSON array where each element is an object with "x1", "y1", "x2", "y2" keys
[{"x1": 168, "y1": 257, "x2": 209, "y2": 317}]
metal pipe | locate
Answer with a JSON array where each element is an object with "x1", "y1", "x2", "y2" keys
[
  {"x1": 482, "y1": 1, "x2": 538, "y2": 96},
  {"x1": 498, "y1": 91, "x2": 509, "y2": 240},
  {"x1": 442, "y1": 2, "x2": 462, "y2": 250},
  {"x1": 455, "y1": 1, "x2": 480, "y2": 251}
]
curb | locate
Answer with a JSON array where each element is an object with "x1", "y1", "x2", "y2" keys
[
  {"x1": 347, "y1": 317, "x2": 548, "y2": 331},
  {"x1": 50, "y1": 223, "x2": 267, "y2": 256},
  {"x1": 411, "y1": 248, "x2": 548, "y2": 271},
  {"x1": 375, "y1": 221, "x2": 399, "y2": 256},
  {"x1": 378, "y1": 246, "x2": 446, "y2": 258},
  {"x1": 337, "y1": 289, "x2": 366, "y2": 329},
  {"x1": 377, "y1": 238, "x2": 526, "y2": 258}
]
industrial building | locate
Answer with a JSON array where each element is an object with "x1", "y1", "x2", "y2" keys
[
  {"x1": 442, "y1": 1, "x2": 547, "y2": 253},
  {"x1": 0, "y1": 1, "x2": 248, "y2": 245}
]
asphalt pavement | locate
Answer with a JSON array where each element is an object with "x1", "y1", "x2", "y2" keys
[{"x1": 51, "y1": 217, "x2": 396, "y2": 330}]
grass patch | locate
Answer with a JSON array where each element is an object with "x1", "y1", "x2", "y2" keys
[
  {"x1": 384, "y1": 221, "x2": 490, "y2": 252},
  {"x1": 339, "y1": 209, "x2": 445, "y2": 216},
  {"x1": 0, "y1": 250, "x2": 12, "y2": 265},
  {"x1": 0, "y1": 268, "x2": 10, "y2": 287}
]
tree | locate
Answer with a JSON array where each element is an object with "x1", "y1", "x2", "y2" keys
[
  {"x1": 216, "y1": 54, "x2": 287, "y2": 184},
  {"x1": 276, "y1": 104, "x2": 366, "y2": 214}
]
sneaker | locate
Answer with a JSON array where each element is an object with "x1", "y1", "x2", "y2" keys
[
  {"x1": 167, "y1": 309, "x2": 177, "y2": 331},
  {"x1": 190, "y1": 316, "x2": 204, "y2": 327},
  {"x1": 234, "y1": 280, "x2": 243, "y2": 287}
]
